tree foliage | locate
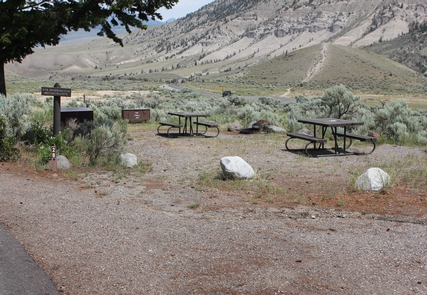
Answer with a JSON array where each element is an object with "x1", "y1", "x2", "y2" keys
[
  {"x1": 320, "y1": 84, "x2": 361, "y2": 119},
  {"x1": 0, "y1": 0, "x2": 179, "y2": 95}
]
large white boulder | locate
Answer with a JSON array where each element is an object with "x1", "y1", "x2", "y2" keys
[
  {"x1": 220, "y1": 156, "x2": 255, "y2": 179},
  {"x1": 356, "y1": 167, "x2": 390, "y2": 191},
  {"x1": 56, "y1": 155, "x2": 71, "y2": 170},
  {"x1": 119, "y1": 153, "x2": 138, "y2": 168}
]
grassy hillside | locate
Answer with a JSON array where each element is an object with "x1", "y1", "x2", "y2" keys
[{"x1": 235, "y1": 43, "x2": 427, "y2": 94}]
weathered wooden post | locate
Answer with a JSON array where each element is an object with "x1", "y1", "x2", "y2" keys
[
  {"x1": 41, "y1": 83, "x2": 72, "y2": 135},
  {"x1": 53, "y1": 83, "x2": 61, "y2": 135}
]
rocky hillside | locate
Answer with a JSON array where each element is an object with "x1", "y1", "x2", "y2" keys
[
  {"x1": 364, "y1": 20, "x2": 427, "y2": 75},
  {"x1": 6, "y1": 0, "x2": 427, "y2": 86}
]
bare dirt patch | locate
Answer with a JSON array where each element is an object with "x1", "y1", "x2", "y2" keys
[
  {"x1": 9, "y1": 128, "x2": 427, "y2": 222},
  {"x1": 122, "y1": 129, "x2": 427, "y2": 222},
  {"x1": 1, "y1": 128, "x2": 427, "y2": 294}
]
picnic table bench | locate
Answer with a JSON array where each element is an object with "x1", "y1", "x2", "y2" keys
[
  {"x1": 286, "y1": 132, "x2": 327, "y2": 155},
  {"x1": 157, "y1": 122, "x2": 182, "y2": 137},
  {"x1": 334, "y1": 132, "x2": 377, "y2": 154},
  {"x1": 193, "y1": 121, "x2": 220, "y2": 137}
]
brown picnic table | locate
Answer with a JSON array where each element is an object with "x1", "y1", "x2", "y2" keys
[
  {"x1": 286, "y1": 118, "x2": 377, "y2": 156},
  {"x1": 157, "y1": 112, "x2": 219, "y2": 137}
]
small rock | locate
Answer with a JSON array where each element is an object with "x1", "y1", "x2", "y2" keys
[{"x1": 228, "y1": 121, "x2": 243, "y2": 131}]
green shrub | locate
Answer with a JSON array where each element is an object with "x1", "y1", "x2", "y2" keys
[
  {"x1": 374, "y1": 99, "x2": 418, "y2": 136},
  {"x1": 83, "y1": 120, "x2": 127, "y2": 165},
  {"x1": 354, "y1": 106, "x2": 375, "y2": 134},
  {"x1": 237, "y1": 105, "x2": 257, "y2": 127},
  {"x1": 386, "y1": 122, "x2": 408, "y2": 144},
  {"x1": 31, "y1": 106, "x2": 53, "y2": 124},
  {"x1": 22, "y1": 122, "x2": 52, "y2": 145},
  {"x1": 0, "y1": 114, "x2": 19, "y2": 161},
  {"x1": 0, "y1": 137, "x2": 18, "y2": 162},
  {"x1": 259, "y1": 110, "x2": 281, "y2": 126},
  {"x1": 77, "y1": 117, "x2": 114, "y2": 138},
  {"x1": 97, "y1": 105, "x2": 122, "y2": 120},
  {"x1": 36, "y1": 129, "x2": 76, "y2": 164},
  {"x1": 228, "y1": 95, "x2": 247, "y2": 106},
  {"x1": 0, "y1": 93, "x2": 33, "y2": 138},
  {"x1": 416, "y1": 130, "x2": 427, "y2": 145},
  {"x1": 320, "y1": 84, "x2": 362, "y2": 119}
]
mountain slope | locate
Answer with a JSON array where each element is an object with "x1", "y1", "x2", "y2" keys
[
  {"x1": 237, "y1": 43, "x2": 426, "y2": 91},
  {"x1": 6, "y1": 0, "x2": 427, "y2": 90},
  {"x1": 364, "y1": 21, "x2": 427, "y2": 75}
]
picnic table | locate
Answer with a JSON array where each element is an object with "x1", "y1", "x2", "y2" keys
[
  {"x1": 157, "y1": 112, "x2": 219, "y2": 137},
  {"x1": 286, "y1": 118, "x2": 377, "y2": 156}
]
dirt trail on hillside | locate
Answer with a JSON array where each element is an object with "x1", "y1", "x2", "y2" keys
[{"x1": 303, "y1": 43, "x2": 328, "y2": 82}]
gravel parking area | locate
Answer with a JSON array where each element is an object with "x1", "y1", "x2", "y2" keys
[{"x1": 0, "y1": 129, "x2": 426, "y2": 294}]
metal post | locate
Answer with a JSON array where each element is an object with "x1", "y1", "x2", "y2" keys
[{"x1": 53, "y1": 83, "x2": 61, "y2": 135}]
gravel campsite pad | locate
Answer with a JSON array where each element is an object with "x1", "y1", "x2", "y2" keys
[{"x1": 1, "y1": 129, "x2": 426, "y2": 294}]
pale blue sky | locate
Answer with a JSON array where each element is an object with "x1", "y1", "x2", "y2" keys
[{"x1": 158, "y1": 0, "x2": 215, "y2": 20}]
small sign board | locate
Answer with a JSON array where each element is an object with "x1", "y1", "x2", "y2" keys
[
  {"x1": 41, "y1": 87, "x2": 72, "y2": 97},
  {"x1": 122, "y1": 109, "x2": 150, "y2": 121}
]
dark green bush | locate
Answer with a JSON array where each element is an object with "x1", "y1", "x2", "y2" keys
[
  {"x1": 0, "y1": 115, "x2": 19, "y2": 162},
  {"x1": 22, "y1": 122, "x2": 52, "y2": 145},
  {"x1": 36, "y1": 129, "x2": 76, "y2": 165}
]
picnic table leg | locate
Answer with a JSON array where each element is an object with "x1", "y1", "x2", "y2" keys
[
  {"x1": 313, "y1": 125, "x2": 317, "y2": 149},
  {"x1": 331, "y1": 127, "x2": 338, "y2": 154},
  {"x1": 179, "y1": 116, "x2": 183, "y2": 134},
  {"x1": 183, "y1": 117, "x2": 188, "y2": 134},
  {"x1": 321, "y1": 126, "x2": 327, "y2": 149},
  {"x1": 343, "y1": 127, "x2": 346, "y2": 153}
]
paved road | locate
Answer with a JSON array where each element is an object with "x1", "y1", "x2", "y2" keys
[
  {"x1": 162, "y1": 84, "x2": 295, "y2": 104},
  {"x1": 0, "y1": 225, "x2": 60, "y2": 295}
]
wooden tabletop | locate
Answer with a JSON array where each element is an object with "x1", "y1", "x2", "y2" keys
[
  {"x1": 168, "y1": 112, "x2": 210, "y2": 118},
  {"x1": 298, "y1": 118, "x2": 364, "y2": 127}
]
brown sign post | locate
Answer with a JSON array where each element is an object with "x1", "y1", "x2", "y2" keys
[{"x1": 41, "y1": 83, "x2": 72, "y2": 135}]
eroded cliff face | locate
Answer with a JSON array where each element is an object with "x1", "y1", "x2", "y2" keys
[{"x1": 7, "y1": 0, "x2": 427, "y2": 79}]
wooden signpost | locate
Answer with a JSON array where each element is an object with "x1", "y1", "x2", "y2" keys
[{"x1": 41, "y1": 83, "x2": 71, "y2": 135}]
